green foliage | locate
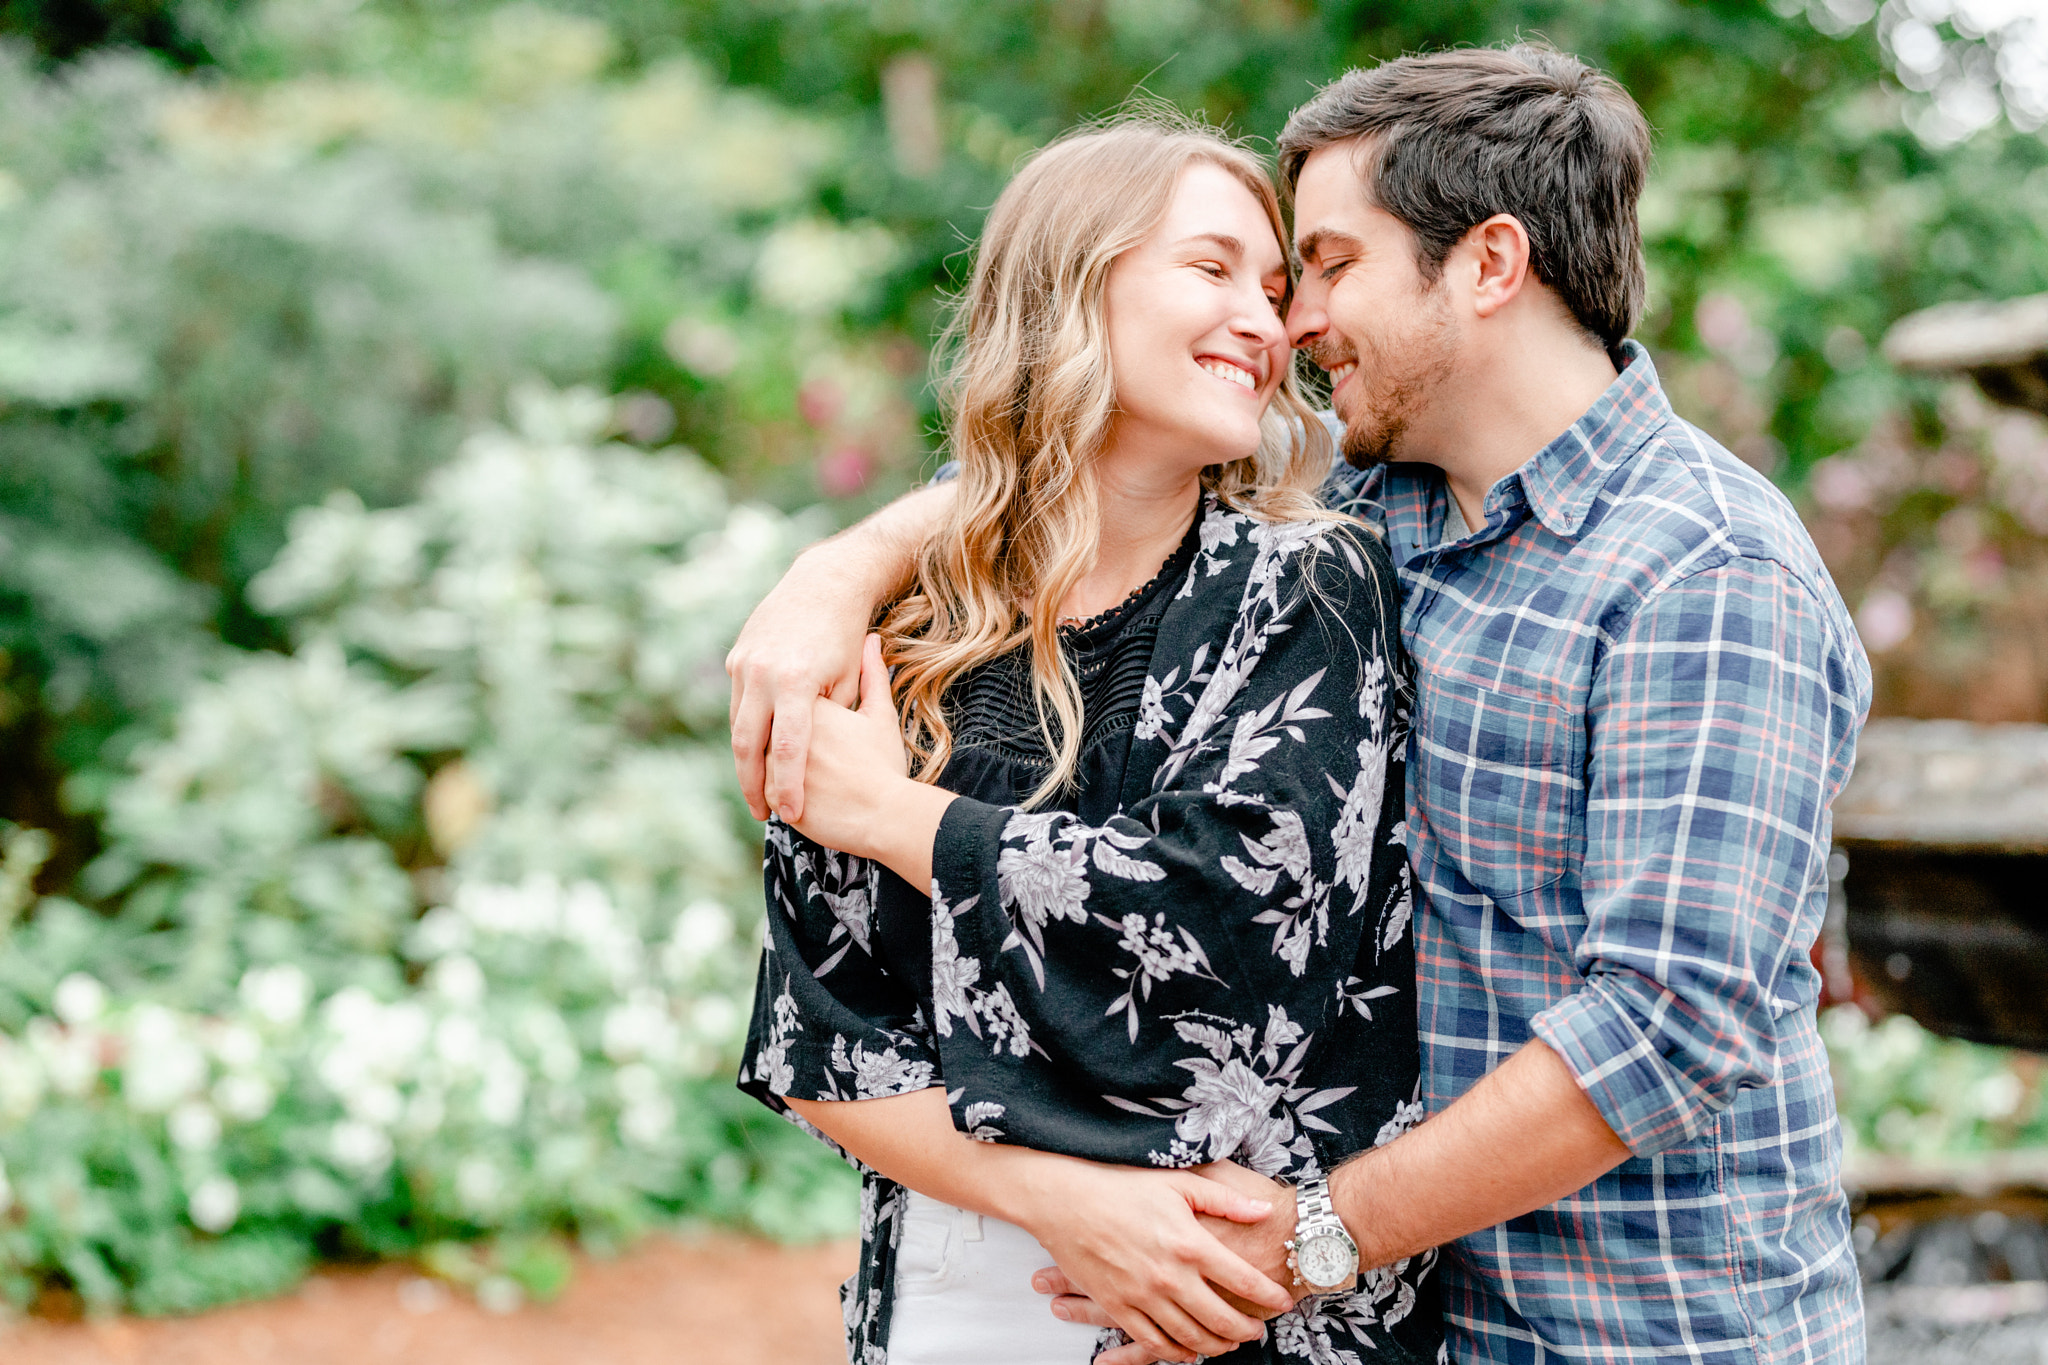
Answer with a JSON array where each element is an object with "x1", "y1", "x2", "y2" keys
[
  {"x1": 0, "y1": 389, "x2": 856, "y2": 1314},
  {"x1": 1825, "y1": 1006, "x2": 2048, "y2": 1160},
  {"x1": 0, "y1": 11, "x2": 925, "y2": 833},
  {"x1": 1, "y1": 0, "x2": 2045, "y2": 1318}
]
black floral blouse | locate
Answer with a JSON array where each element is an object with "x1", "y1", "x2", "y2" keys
[{"x1": 739, "y1": 497, "x2": 1443, "y2": 1364}]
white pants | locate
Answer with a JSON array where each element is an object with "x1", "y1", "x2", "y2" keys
[{"x1": 886, "y1": 1189, "x2": 1104, "y2": 1364}]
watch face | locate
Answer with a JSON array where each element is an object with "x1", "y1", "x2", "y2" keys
[{"x1": 1298, "y1": 1231, "x2": 1357, "y2": 1287}]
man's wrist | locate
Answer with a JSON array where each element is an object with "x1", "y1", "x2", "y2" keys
[{"x1": 1326, "y1": 1157, "x2": 1381, "y2": 1268}]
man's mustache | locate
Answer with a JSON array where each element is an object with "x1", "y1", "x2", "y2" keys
[{"x1": 1301, "y1": 341, "x2": 1358, "y2": 374}]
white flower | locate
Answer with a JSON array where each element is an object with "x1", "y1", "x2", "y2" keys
[
  {"x1": 455, "y1": 1156, "x2": 504, "y2": 1214},
  {"x1": 405, "y1": 1087, "x2": 446, "y2": 1138},
  {"x1": 620, "y1": 1095, "x2": 676, "y2": 1146},
  {"x1": 350, "y1": 1082, "x2": 404, "y2": 1127},
  {"x1": 753, "y1": 219, "x2": 900, "y2": 316},
  {"x1": 188, "y1": 1175, "x2": 240, "y2": 1234},
  {"x1": 0, "y1": 1041, "x2": 43, "y2": 1124},
  {"x1": 430, "y1": 955, "x2": 486, "y2": 1009},
  {"x1": 123, "y1": 1005, "x2": 208, "y2": 1113},
  {"x1": 477, "y1": 1048, "x2": 526, "y2": 1126},
  {"x1": 616, "y1": 1062, "x2": 661, "y2": 1105},
  {"x1": 476, "y1": 1275, "x2": 523, "y2": 1315},
  {"x1": 689, "y1": 994, "x2": 740, "y2": 1047},
  {"x1": 1374, "y1": 1099, "x2": 1426, "y2": 1149},
  {"x1": 168, "y1": 1101, "x2": 222, "y2": 1151},
  {"x1": 928, "y1": 901, "x2": 979, "y2": 1040},
  {"x1": 214, "y1": 1072, "x2": 276, "y2": 1123},
  {"x1": 847, "y1": 1041, "x2": 934, "y2": 1099},
  {"x1": 30, "y1": 1018, "x2": 100, "y2": 1098},
  {"x1": 330, "y1": 1119, "x2": 394, "y2": 1175},
  {"x1": 602, "y1": 991, "x2": 677, "y2": 1062},
  {"x1": 212, "y1": 1024, "x2": 263, "y2": 1071},
  {"x1": 669, "y1": 899, "x2": 734, "y2": 962},
  {"x1": 240, "y1": 964, "x2": 312, "y2": 1029},
  {"x1": 436, "y1": 1014, "x2": 484, "y2": 1070},
  {"x1": 53, "y1": 973, "x2": 106, "y2": 1026}
]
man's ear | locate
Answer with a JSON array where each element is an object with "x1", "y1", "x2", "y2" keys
[{"x1": 1466, "y1": 214, "x2": 1533, "y2": 320}]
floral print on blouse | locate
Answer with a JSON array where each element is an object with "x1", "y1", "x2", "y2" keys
[{"x1": 740, "y1": 497, "x2": 1443, "y2": 1365}]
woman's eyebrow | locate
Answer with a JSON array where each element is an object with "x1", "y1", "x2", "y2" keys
[{"x1": 1173, "y1": 232, "x2": 1247, "y2": 258}]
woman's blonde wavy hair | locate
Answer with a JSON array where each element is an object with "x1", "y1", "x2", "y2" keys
[{"x1": 879, "y1": 111, "x2": 1337, "y2": 808}]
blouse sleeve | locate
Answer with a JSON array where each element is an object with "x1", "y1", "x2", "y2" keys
[
  {"x1": 926, "y1": 523, "x2": 1415, "y2": 1168},
  {"x1": 737, "y1": 821, "x2": 942, "y2": 1158}
]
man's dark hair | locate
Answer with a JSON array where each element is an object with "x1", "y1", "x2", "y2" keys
[{"x1": 1278, "y1": 44, "x2": 1650, "y2": 350}]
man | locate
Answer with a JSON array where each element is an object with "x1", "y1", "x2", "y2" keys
[{"x1": 729, "y1": 45, "x2": 1870, "y2": 1365}]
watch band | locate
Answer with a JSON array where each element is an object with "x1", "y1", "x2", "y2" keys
[
  {"x1": 1286, "y1": 1174, "x2": 1359, "y2": 1293},
  {"x1": 1295, "y1": 1174, "x2": 1338, "y2": 1226}
]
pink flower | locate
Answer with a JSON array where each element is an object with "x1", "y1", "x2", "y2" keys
[{"x1": 817, "y1": 444, "x2": 875, "y2": 498}]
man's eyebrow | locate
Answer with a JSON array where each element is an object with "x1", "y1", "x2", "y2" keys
[{"x1": 1294, "y1": 228, "x2": 1366, "y2": 266}]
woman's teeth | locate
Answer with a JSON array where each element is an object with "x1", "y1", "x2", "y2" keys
[
  {"x1": 1328, "y1": 362, "x2": 1356, "y2": 389},
  {"x1": 1199, "y1": 359, "x2": 1256, "y2": 390}
]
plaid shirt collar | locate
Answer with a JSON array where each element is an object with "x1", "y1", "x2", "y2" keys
[{"x1": 1380, "y1": 340, "x2": 1671, "y2": 566}]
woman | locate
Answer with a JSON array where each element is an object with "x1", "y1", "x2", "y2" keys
[{"x1": 738, "y1": 115, "x2": 1438, "y2": 1365}]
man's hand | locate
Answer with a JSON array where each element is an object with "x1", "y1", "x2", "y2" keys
[
  {"x1": 781, "y1": 634, "x2": 954, "y2": 891},
  {"x1": 726, "y1": 482, "x2": 953, "y2": 824},
  {"x1": 1035, "y1": 1162, "x2": 1298, "y2": 1365},
  {"x1": 1193, "y1": 1161, "x2": 1295, "y2": 1311},
  {"x1": 725, "y1": 549, "x2": 870, "y2": 823},
  {"x1": 1011, "y1": 1161, "x2": 1293, "y2": 1365}
]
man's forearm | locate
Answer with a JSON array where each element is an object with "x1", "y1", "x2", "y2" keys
[
  {"x1": 728, "y1": 481, "x2": 954, "y2": 820},
  {"x1": 1334, "y1": 1040, "x2": 1633, "y2": 1268},
  {"x1": 801, "y1": 480, "x2": 953, "y2": 612}
]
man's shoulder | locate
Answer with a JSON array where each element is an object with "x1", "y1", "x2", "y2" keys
[{"x1": 1595, "y1": 417, "x2": 1840, "y2": 602}]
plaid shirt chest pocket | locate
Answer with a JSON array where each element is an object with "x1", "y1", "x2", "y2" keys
[{"x1": 1418, "y1": 676, "x2": 1585, "y2": 905}]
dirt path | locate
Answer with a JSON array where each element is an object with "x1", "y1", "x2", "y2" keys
[{"x1": 0, "y1": 1235, "x2": 858, "y2": 1365}]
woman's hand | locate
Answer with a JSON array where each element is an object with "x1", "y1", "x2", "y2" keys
[
  {"x1": 1033, "y1": 1160, "x2": 1298, "y2": 1365},
  {"x1": 783, "y1": 634, "x2": 954, "y2": 888},
  {"x1": 1010, "y1": 1159, "x2": 1293, "y2": 1364}
]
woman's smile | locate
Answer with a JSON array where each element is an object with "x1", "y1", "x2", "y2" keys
[{"x1": 1196, "y1": 354, "x2": 1262, "y2": 392}]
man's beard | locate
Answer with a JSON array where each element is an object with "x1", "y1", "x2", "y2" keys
[{"x1": 1312, "y1": 288, "x2": 1458, "y2": 469}]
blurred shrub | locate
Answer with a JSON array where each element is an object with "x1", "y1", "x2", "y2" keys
[
  {"x1": 0, "y1": 11, "x2": 926, "y2": 842},
  {"x1": 1802, "y1": 388, "x2": 2048, "y2": 721},
  {"x1": 0, "y1": 388, "x2": 856, "y2": 1315},
  {"x1": 1825, "y1": 1006, "x2": 2048, "y2": 1160}
]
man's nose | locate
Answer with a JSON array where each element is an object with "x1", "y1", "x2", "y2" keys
[{"x1": 1285, "y1": 285, "x2": 1326, "y2": 352}]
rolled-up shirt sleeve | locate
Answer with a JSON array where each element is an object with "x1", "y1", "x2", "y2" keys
[{"x1": 1530, "y1": 554, "x2": 1866, "y2": 1156}]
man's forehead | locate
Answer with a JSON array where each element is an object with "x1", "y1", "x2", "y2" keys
[{"x1": 1290, "y1": 142, "x2": 1381, "y2": 254}]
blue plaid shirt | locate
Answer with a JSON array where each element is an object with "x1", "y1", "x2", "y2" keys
[{"x1": 1327, "y1": 344, "x2": 1870, "y2": 1364}]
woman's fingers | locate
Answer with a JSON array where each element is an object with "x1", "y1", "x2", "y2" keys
[
  {"x1": 857, "y1": 633, "x2": 892, "y2": 717},
  {"x1": 1092, "y1": 1344, "x2": 1171, "y2": 1365},
  {"x1": 1033, "y1": 1266, "x2": 1078, "y2": 1298},
  {"x1": 1170, "y1": 1174, "x2": 1294, "y2": 1314},
  {"x1": 1099, "y1": 1304, "x2": 1199, "y2": 1364},
  {"x1": 1152, "y1": 1293, "x2": 1247, "y2": 1359},
  {"x1": 1185, "y1": 1234, "x2": 1294, "y2": 1317}
]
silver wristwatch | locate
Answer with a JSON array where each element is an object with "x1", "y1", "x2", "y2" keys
[{"x1": 1284, "y1": 1174, "x2": 1359, "y2": 1293}]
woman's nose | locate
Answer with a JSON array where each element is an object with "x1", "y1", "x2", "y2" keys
[{"x1": 1233, "y1": 291, "x2": 1287, "y2": 347}]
